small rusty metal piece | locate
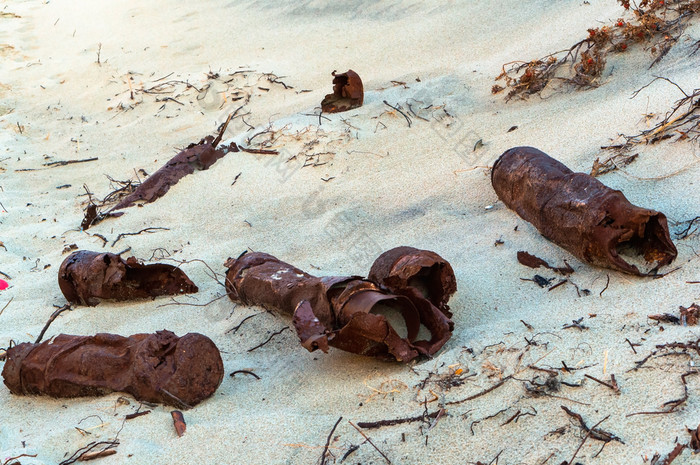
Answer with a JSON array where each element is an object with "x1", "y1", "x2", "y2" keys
[
  {"x1": 680, "y1": 303, "x2": 699, "y2": 325},
  {"x1": 516, "y1": 251, "x2": 574, "y2": 275},
  {"x1": 2, "y1": 331, "x2": 224, "y2": 408},
  {"x1": 58, "y1": 250, "x2": 198, "y2": 306},
  {"x1": 690, "y1": 423, "x2": 700, "y2": 451},
  {"x1": 171, "y1": 410, "x2": 187, "y2": 437},
  {"x1": 492, "y1": 147, "x2": 677, "y2": 275},
  {"x1": 225, "y1": 249, "x2": 453, "y2": 362},
  {"x1": 321, "y1": 70, "x2": 364, "y2": 113}
]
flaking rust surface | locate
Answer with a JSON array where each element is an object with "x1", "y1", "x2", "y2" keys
[
  {"x1": 320, "y1": 70, "x2": 364, "y2": 113},
  {"x1": 368, "y1": 246, "x2": 457, "y2": 317},
  {"x1": 492, "y1": 146, "x2": 677, "y2": 276},
  {"x1": 225, "y1": 247, "x2": 454, "y2": 362},
  {"x1": 2, "y1": 331, "x2": 224, "y2": 408},
  {"x1": 58, "y1": 250, "x2": 198, "y2": 306},
  {"x1": 111, "y1": 135, "x2": 227, "y2": 210}
]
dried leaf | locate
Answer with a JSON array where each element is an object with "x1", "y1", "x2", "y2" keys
[
  {"x1": 649, "y1": 313, "x2": 681, "y2": 324},
  {"x1": 78, "y1": 449, "x2": 117, "y2": 461},
  {"x1": 517, "y1": 251, "x2": 574, "y2": 275}
]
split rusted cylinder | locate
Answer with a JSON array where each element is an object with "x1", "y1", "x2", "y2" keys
[
  {"x1": 2, "y1": 331, "x2": 223, "y2": 408},
  {"x1": 369, "y1": 246, "x2": 457, "y2": 317},
  {"x1": 491, "y1": 146, "x2": 677, "y2": 275},
  {"x1": 225, "y1": 250, "x2": 454, "y2": 362},
  {"x1": 58, "y1": 250, "x2": 198, "y2": 306},
  {"x1": 321, "y1": 70, "x2": 364, "y2": 113}
]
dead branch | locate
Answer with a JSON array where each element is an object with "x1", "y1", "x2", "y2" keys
[
  {"x1": 626, "y1": 371, "x2": 697, "y2": 416},
  {"x1": 357, "y1": 410, "x2": 443, "y2": 429},
  {"x1": 58, "y1": 440, "x2": 119, "y2": 465},
  {"x1": 246, "y1": 326, "x2": 289, "y2": 352},
  {"x1": 111, "y1": 227, "x2": 169, "y2": 247},
  {"x1": 35, "y1": 304, "x2": 72, "y2": 343},
  {"x1": 561, "y1": 406, "x2": 623, "y2": 444},
  {"x1": 348, "y1": 421, "x2": 392, "y2": 464},
  {"x1": 446, "y1": 376, "x2": 513, "y2": 405},
  {"x1": 320, "y1": 417, "x2": 343, "y2": 465}
]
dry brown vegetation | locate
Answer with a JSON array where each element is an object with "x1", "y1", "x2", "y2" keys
[{"x1": 494, "y1": 0, "x2": 700, "y2": 101}]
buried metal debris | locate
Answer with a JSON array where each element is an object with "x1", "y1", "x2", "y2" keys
[
  {"x1": 58, "y1": 250, "x2": 198, "y2": 306},
  {"x1": 321, "y1": 70, "x2": 364, "y2": 113}
]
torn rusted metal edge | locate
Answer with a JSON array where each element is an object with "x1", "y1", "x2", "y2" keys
[
  {"x1": 680, "y1": 303, "x2": 699, "y2": 325},
  {"x1": 225, "y1": 250, "x2": 453, "y2": 362},
  {"x1": 321, "y1": 70, "x2": 364, "y2": 113},
  {"x1": 2, "y1": 331, "x2": 223, "y2": 408},
  {"x1": 58, "y1": 250, "x2": 198, "y2": 306},
  {"x1": 368, "y1": 246, "x2": 457, "y2": 318},
  {"x1": 491, "y1": 146, "x2": 677, "y2": 276}
]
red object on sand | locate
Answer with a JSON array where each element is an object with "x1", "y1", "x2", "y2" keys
[{"x1": 0, "y1": 279, "x2": 8, "y2": 290}]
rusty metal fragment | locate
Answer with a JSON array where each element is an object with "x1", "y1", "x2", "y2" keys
[
  {"x1": 680, "y1": 303, "x2": 699, "y2": 325},
  {"x1": 225, "y1": 249, "x2": 454, "y2": 362},
  {"x1": 2, "y1": 331, "x2": 223, "y2": 408},
  {"x1": 321, "y1": 70, "x2": 364, "y2": 113},
  {"x1": 492, "y1": 147, "x2": 677, "y2": 275},
  {"x1": 58, "y1": 250, "x2": 198, "y2": 306},
  {"x1": 111, "y1": 135, "x2": 227, "y2": 210},
  {"x1": 171, "y1": 410, "x2": 187, "y2": 437},
  {"x1": 690, "y1": 423, "x2": 700, "y2": 451},
  {"x1": 516, "y1": 251, "x2": 574, "y2": 275}
]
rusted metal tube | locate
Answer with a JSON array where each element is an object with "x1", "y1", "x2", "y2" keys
[
  {"x1": 2, "y1": 331, "x2": 223, "y2": 408},
  {"x1": 58, "y1": 250, "x2": 198, "y2": 306},
  {"x1": 225, "y1": 248, "x2": 454, "y2": 362},
  {"x1": 491, "y1": 146, "x2": 677, "y2": 275}
]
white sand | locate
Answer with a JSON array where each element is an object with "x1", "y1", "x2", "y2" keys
[{"x1": 1, "y1": 1, "x2": 700, "y2": 463}]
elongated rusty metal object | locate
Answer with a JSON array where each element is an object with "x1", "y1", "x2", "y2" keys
[
  {"x1": 112, "y1": 135, "x2": 227, "y2": 211},
  {"x1": 2, "y1": 331, "x2": 223, "y2": 408},
  {"x1": 225, "y1": 249, "x2": 454, "y2": 362},
  {"x1": 58, "y1": 250, "x2": 198, "y2": 306},
  {"x1": 492, "y1": 146, "x2": 677, "y2": 275}
]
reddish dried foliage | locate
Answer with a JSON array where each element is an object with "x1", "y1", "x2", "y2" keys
[{"x1": 496, "y1": 0, "x2": 700, "y2": 100}]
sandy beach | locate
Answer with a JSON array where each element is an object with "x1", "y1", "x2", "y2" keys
[{"x1": 1, "y1": 1, "x2": 699, "y2": 464}]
